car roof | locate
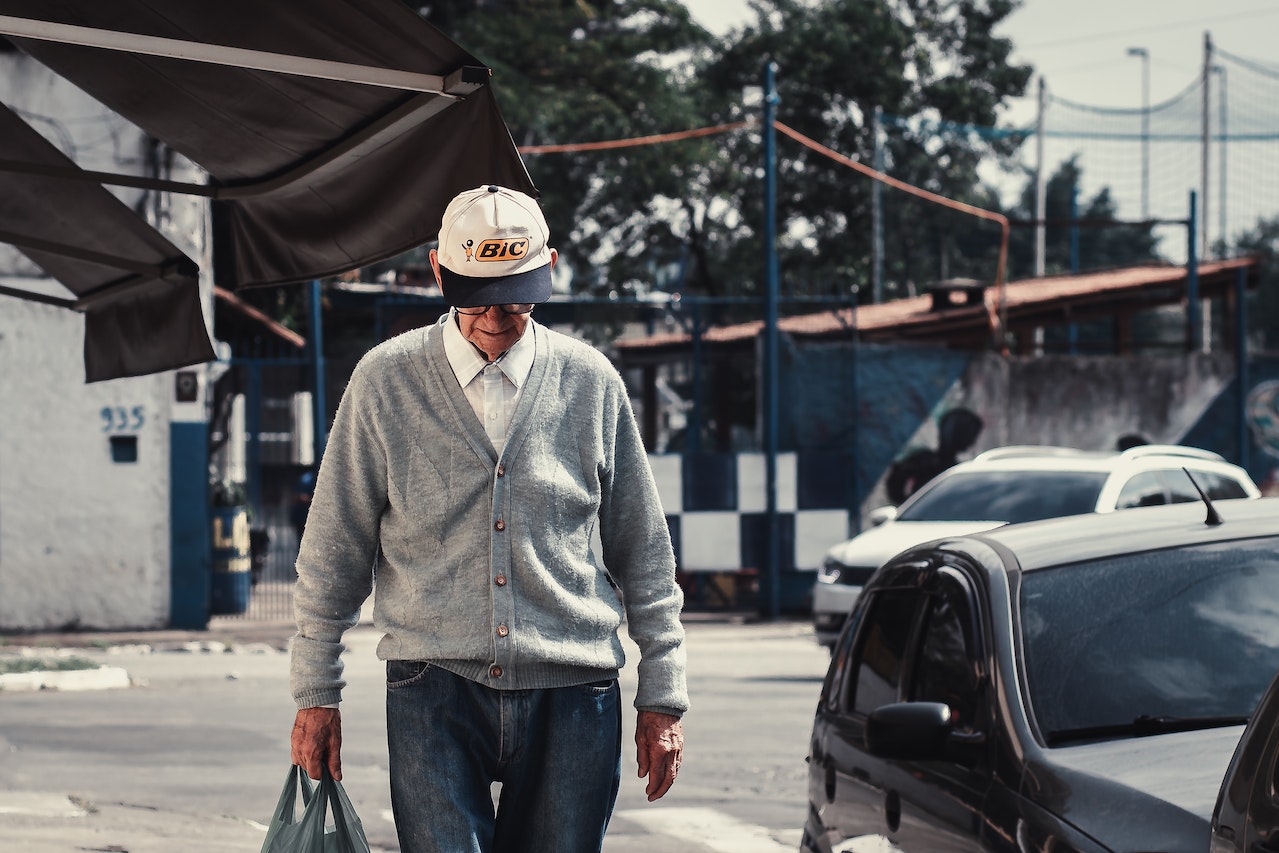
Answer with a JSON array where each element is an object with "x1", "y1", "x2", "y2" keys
[
  {"x1": 952, "y1": 496, "x2": 1279, "y2": 572},
  {"x1": 888, "y1": 444, "x2": 1258, "y2": 520},
  {"x1": 959, "y1": 444, "x2": 1229, "y2": 473}
]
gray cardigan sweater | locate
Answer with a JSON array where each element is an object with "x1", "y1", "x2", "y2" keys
[{"x1": 290, "y1": 319, "x2": 688, "y2": 716}]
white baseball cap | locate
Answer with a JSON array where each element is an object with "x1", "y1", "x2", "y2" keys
[{"x1": 436, "y1": 185, "x2": 553, "y2": 307}]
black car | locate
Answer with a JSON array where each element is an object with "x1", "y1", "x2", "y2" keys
[
  {"x1": 1212, "y1": 666, "x2": 1279, "y2": 852},
  {"x1": 804, "y1": 497, "x2": 1279, "y2": 853}
]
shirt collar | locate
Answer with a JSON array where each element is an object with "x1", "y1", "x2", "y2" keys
[{"x1": 440, "y1": 309, "x2": 536, "y2": 388}]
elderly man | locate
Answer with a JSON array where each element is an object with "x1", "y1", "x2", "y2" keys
[{"x1": 288, "y1": 184, "x2": 688, "y2": 853}]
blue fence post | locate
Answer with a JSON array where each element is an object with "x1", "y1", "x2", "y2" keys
[
  {"x1": 245, "y1": 362, "x2": 262, "y2": 513},
  {"x1": 1236, "y1": 265, "x2": 1249, "y2": 470},
  {"x1": 310, "y1": 279, "x2": 328, "y2": 461},
  {"x1": 1069, "y1": 183, "x2": 1080, "y2": 274},
  {"x1": 690, "y1": 300, "x2": 703, "y2": 454},
  {"x1": 1187, "y1": 191, "x2": 1201, "y2": 352},
  {"x1": 761, "y1": 59, "x2": 781, "y2": 620},
  {"x1": 169, "y1": 419, "x2": 210, "y2": 629}
]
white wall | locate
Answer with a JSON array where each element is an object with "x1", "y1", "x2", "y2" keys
[
  {"x1": 0, "y1": 52, "x2": 213, "y2": 630},
  {"x1": 0, "y1": 299, "x2": 172, "y2": 629}
]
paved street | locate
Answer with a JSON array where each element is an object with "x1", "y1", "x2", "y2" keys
[{"x1": 0, "y1": 615, "x2": 830, "y2": 852}]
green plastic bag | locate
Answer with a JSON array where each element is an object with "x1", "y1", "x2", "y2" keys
[{"x1": 260, "y1": 765, "x2": 372, "y2": 853}]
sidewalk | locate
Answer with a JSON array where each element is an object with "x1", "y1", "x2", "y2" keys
[
  {"x1": 0, "y1": 618, "x2": 300, "y2": 653},
  {"x1": 0, "y1": 797, "x2": 274, "y2": 853},
  {"x1": 0, "y1": 608, "x2": 781, "y2": 652},
  {"x1": 0, "y1": 609, "x2": 798, "y2": 691},
  {"x1": 0, "y1": 612, "x2": 822, "y2": 853}
]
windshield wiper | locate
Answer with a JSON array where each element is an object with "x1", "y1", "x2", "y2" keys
[{"x1": 1045, "y1": 714, "x2": 1249, "y2": 746}]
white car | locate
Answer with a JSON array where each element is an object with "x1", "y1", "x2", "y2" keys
[{"x1": 811, "y1": 444, "x2": 1261, "y2": 647}]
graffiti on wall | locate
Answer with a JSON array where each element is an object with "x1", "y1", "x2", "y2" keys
[
  {"x1": 885, "y1": 407, "x2": 984, "y2": 505},
  {"x1": 1247, "y1": 380, "x2": 1279, "y2": 460}
]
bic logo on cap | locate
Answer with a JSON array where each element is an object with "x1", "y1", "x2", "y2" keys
[{"x1": 474, "y1": 238, "x2": 528, "y2": 261}]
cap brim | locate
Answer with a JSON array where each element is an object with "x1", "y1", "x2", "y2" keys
[{"x1": 439, "y1": 264, "x2": 552, "y2": 308}]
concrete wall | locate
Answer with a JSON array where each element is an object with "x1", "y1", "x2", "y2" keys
[
  {"x1": 844, "y1": 347, "x2": 1243, "y2": 521},
  {"x1": 0, "y1": 303, "x2": 173, "y2": 629},
  {"x1": 957, "y1": 352, "x2": 1237, "y2": 454},
  {"x1": 0, "y1": 53, "x2": 213, "y2": 630},
  {"x1": 671, "y1": 345, "x2": 1261, "y2": 587}
]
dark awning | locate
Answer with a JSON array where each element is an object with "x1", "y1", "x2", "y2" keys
[
  {"x1": 0, "y1": 100, "x2": 215, "y2": 382},
  {"x1": 0, "y1": 0, "x2": 535, "y2": 380}
]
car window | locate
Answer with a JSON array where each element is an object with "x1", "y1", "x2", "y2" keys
[
  {"x1": 824, "y1": 602, "x2": 864, "y2": 712},
  {"x1": 1020, "y1": 538, "x2": 1279, "y2": 744},
  {"x1": 1115, "y1": 469, "x2": 1250, "y2": 510},
  {"x1": 1115, "y1": 471, "x2": 1167, "y2": 508},
  {"x1": 1163, "y1": 469, "x2": 1210, "y2": 504},
  {"x1": 1182, "y1": 469, "x2": 1251, "y2": 502},
  {"x1": 911, "y1": 573, "x2": 982, "y2": 731},
  {"x1": 846, "y1": 590, "x2": 922, "y2": 716},
  {"x1": 897, "y1": 471, "x2": 1108, "y2": 524}
]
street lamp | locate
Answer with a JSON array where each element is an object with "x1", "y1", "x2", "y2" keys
[
  {"x1": 1127, "y1": 46, "x2": 1150, "y2": 220},
  {"x1": 1213, "y1": 64, "x2": 1228, "y2": 257}
]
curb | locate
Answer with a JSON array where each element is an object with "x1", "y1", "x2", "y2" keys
[{"x1": 0, "y1": 665, "x2": 131, "y2": 693}]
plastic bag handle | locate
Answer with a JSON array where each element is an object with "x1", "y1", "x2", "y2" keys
[
  {"x1": 261, "y1": 765, "x2": 369, "y2": 853},
  {"x1": 320, "y1": 768, "x2": 371, "y2": 853}
]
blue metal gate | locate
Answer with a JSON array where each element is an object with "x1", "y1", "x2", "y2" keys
[{"x1": 208, "y1": 282, "x2": 328, "y2": 625}]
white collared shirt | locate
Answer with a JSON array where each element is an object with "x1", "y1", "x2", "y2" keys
[{"x1": 440, "y1": 309, "x2": 536, "y2": 456}]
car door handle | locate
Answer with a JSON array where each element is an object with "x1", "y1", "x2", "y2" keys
[{"x1": 885, "y1": 789, "x2": 902, "y2": 833}]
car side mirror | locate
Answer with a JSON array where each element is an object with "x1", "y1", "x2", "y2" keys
[
  {"x1": 868, "y1": 506, "x2": 899, "y2": 527},
  {"x1": 866, "y1": 702, "x2": 986, "y2": 765},
  {"x1": 866, "y1": 702, "x2": 952, "y2": 759}
]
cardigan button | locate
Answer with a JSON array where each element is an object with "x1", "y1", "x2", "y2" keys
[
  {"x1": 496, "y1": 464, "x2": 506, "y2": 478},
  {"x1": 490, "y1": 665, "x2": 503, "y2": 679},
  {"x1": 494, "y1": 575, "x2": 507, "y2": 587},
  {"x1": 494, "y1": 519, "x2": 505, "y2": 531},
  {"x1": 497, "y1": 624, "x2": 509, "y2": 638}
]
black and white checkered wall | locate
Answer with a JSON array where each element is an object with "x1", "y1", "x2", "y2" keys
[{"x1": 647, "y1": 453, "x2": 852, "y2": 573}]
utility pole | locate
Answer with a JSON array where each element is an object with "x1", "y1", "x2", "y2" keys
[
  {"x1": 871, "y1": 105, "x2": 884, "y2": 303},
  {"x1": 1200, "y1": 32, "x2": 1213, "y2": 351},
  {"x1": 1213, "y1": 63, "x2": 1228, "y2": 256},
  {"x1": 761, "y1": 60, "x2": 781, "y2": 621},
  {"x1": 1126, "y1": 46, "x2": 1150, "y2": 220},
  {"x1": 1201, "y1": 32, "x2": 1213, "y2": 261},
  {"x1": 1187, "y1": 190, "x2": 1201, "y2": 353},
  {"x1": 1034, "y1": 77, "x2": 1046, "y2": 277},
  {"x1": 310, "y1": 279, "x2": 328, "y2": 463}
]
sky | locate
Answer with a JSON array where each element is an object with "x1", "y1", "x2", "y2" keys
[
  {"x1": 682, "y1": 0, "x2": 1279, "y2": 252},
  {"x1": 683, "y1": 0, "x2": 1278, "y2": 115}
]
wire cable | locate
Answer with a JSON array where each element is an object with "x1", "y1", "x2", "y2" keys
[
  {"x1": 514, "y1": 116, "x2": 1013, "y2": 351},
  {"x1": 517, "y1": 120, "x2": 751, "y2": 154},
  {"x1": 772, "y1": 120, "x2": 1010, "y2": 351}
]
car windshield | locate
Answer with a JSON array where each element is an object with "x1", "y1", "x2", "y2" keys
[
  {"x1": 1021, "y1": 537, "x2": 1279, "y2": 745},
  {"x1": 895, "y1": 471, "x2": 1108, "y2": 523}
]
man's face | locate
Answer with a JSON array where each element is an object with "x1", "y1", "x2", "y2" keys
[
  {"x1": 456, "y1": 306, "x2": 531, "y2": 362},
  {"x1": 430, "y1": 248, "x2": 555, "y2": 361}
]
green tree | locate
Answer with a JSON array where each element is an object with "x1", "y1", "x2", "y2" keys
[
  {"x1": 1232, "y1": 215, "x2": 1279, "y2": 351},
  {"x1": 700, "y1": 0, "x2": 1032, "y2": 302},
  {"x1": 420, "y1": 0, "x2": 718, "y2": 302},
  {"x1": 418, "y1": 0, "x2": 1034, "y2": 308},
  {"x1": 1007, "y1": 156, "x2": 1161, "y2": 279}
]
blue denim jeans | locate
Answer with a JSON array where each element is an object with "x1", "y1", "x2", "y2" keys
[{"x1": 386, "y1": 661, "x2": 622, "y2": 853}]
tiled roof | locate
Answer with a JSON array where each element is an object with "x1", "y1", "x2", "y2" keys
[{"x1": 615, "y1": 258, "x2": 1258, "y2": 351}]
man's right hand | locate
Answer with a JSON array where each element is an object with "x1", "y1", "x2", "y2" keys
[{"x1": 291, "y1": 707, "x2": 343, "y2": 781}]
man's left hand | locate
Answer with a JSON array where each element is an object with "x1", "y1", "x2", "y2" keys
[{"x1": 635, "y1": 710, "x2": 683, "y2": 801}]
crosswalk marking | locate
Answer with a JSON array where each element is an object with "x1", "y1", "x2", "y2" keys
[
  {"x1": 0, "y1": 792, "x2": 87, "y2": 818},
  {"x1": 614, "y1": 807, "x2": 793, "y2": 853},
  {"x1": 375, "y1": 803, "x2": 897, "y2": 852}
]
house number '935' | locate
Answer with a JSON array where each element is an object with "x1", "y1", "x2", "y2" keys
[{"x1": 101, "y1": 406, "x2": 145, "y2": 432}]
